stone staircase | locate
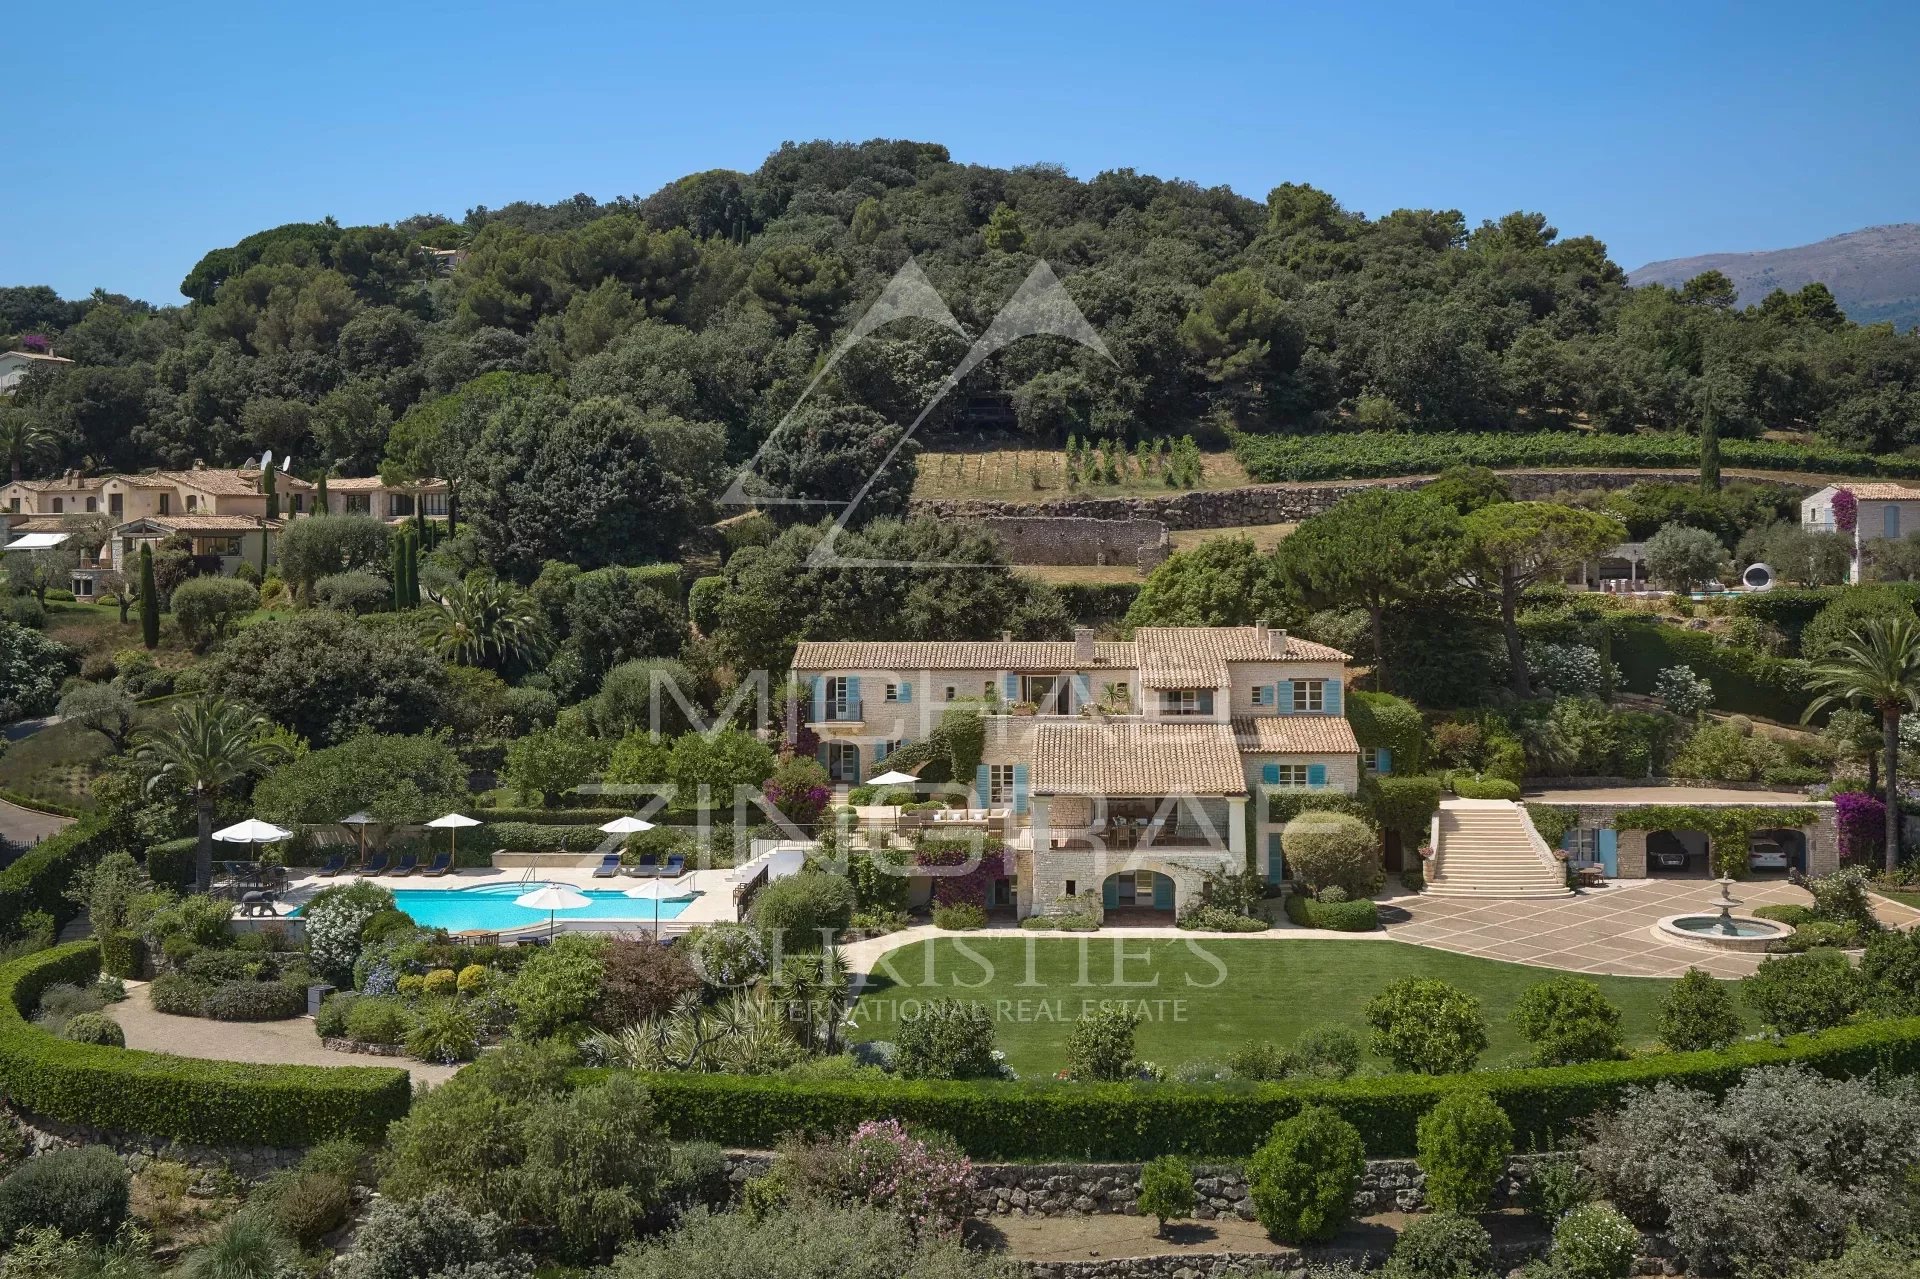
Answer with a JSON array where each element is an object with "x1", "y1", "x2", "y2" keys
[{"x1": 1427, "y1": 799, "x2": 1572, "y2": 899}]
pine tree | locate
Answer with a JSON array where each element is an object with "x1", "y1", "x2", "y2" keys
[{"x1": 139, "y1": 543, "x2": 159, "y2": 650}]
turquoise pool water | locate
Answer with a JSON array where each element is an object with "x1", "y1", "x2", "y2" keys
[{"x1": 297, "y1": 882, "x2": 696, "y2": 932}]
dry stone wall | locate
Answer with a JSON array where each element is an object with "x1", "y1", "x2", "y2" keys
[{"x1": 973, "y1": 516, "x2": 1173, "y2": 568}]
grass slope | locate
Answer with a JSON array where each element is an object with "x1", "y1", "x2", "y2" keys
[{"x1": 851, "y1": 937, "x2": 1707, "y2": 1076}]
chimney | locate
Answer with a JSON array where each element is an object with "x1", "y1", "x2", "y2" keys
[
  {"x1": 1270, "y1": 626, "x2": 1289, "y2": 657},
  {"x1": 1001, "y1": 629, "x2": 1013, "y2": 643},
  {"x1": 1073, "y1": 627, "x2": 1095, "y2": 664}
]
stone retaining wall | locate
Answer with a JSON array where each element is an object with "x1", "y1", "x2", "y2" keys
[
  {"x1": 5, "y1": 1105, "x2": 299, "y2": 1180},
  {"x1": 974, "y1": 516, "x2": 1172, "y2": 569},
  {"x1": 915, "y1": 468, "x2": 1815, "y2": 532},
  {"x1": 1015, "y1": 1241, "x2": 1554, "y2": 1279}
]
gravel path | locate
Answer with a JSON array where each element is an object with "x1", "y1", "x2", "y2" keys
[{"x1": 108, "y1": 983, "x2": 461, "y2": 1086}]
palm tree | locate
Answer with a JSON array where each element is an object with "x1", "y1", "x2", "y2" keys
[
  {"x1": 425, "y1": 576, "x2": 549, "y2": 669},
  {"x1": 135, "y1": 697, "x2": 287, "y2": 893},
  {"x1": 1803, "y1": 616, "x2": 1920, "y2": 872},
  {"x1": 0, "y1": 410, "x2": 54, "y2": 483}
]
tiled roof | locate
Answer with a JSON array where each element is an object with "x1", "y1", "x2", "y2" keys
[
  {"x1": 126, "y1": 469, "x2": 312, "y2": 495},
  {"x1": 9, "y1": 517, "x2": 75, "y2": 533},
  {"x1": 1835, "y1": 483, "x2": 1920, "y2": 501},
  {"x1": 1, "y1": 351, "x2": 71, "y2": 365},
  {"x1": 134, "y1": 515, "x2": 276, "y2": 533},
  {"x1": 1232, "y1": 715, "x2": 1361, "y2": 755},
  {"x1": 791, "y1": 640, "x2": 1138, "y2": 671},
  {"x1": 1031, "y1": 720, "x2": 1248, "y2": 797},
  {"x1": 325, "y1": 477, "x2": 389, "y2": 491},
  {"x1": 1134, "y1": 627, "x2": 1350, "y2": 689}
]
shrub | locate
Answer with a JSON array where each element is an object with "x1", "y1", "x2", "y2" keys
[
  {"x1": 333, "y1": 1190, "x2": 523, "y2": 1279},
  {"x1": 606, "y1": 1202, "x2": 1002, "y2": 1279},
  {"x1": 836, "y1": 1119, "x2": 973, "y2": 1239},
  {"x1": 344, "y1": 995, "x2": 412, "y2": 1045},
  {"x1": 931, "y1": 902, "x2": 987, "y2": 930},
  {"x1": 314, "y1": 991, "x2": 356, "y2": 1038},
  {"x1": 61, "y1": 1013, "x2": 124, "y2": 1048},
  {"x1": 1752, "y1": 902, "x2": 1815, "y2": 928},
  {"x1": 749, "y1": 872, "x2": 856, "y2": 949},
  {"x1": 1861, "y1": 928, "x2": 1920, "y2": 1017},
  {"x1": 146, "y1": 972, "x2": 210, "y2": 1016},
  {"x1": 1226, "y1": 1040, "x2": 1295, "y2": 1082},
  {"x1": 599, "y1": 939, "x2": 702, "y2": 1028},
  {"x1": 1581, "y1": 1063, "x2": 1918, "y2": 1275},
  {"x1": 1552, "y1": 1202, "x2": 1639, "y2": 1279},
  {"x1": 1280, "y1": 812, "x2": 1383, "y2": 897},
  {"x1": 1510, "y1": 975, "x2": 1624, "y2": 1065},
  {"x1": 1415, "y1": 1091, "x2": 1513, "y2": 1212},
  {"x1": 1653, "y1": 665, "x2": 1715, "y2": 717},
  {"x1": 1066, "y1": 1005, "x2": 1141, "y2": 1081},
  {"x1": 1450, "y1": 775, "x2": 1522, "y2": 800},
  {"x1": 174, "y1": 1208, "x2": 301, "y2": 1279},
  {"x1": 0, "y1": 944, "x2": 410, "y2": 1147},
  {"x1": 1655, "y1": 968, "x2": 1744, "y2": 1051},
  {"x1": 422, "y1": 968, "x2": 457, "y2": 997},
  {"x1": 1518, "y1": 1157, "x2": 1593, "y2": 1226},
  {"x1": 1365, "y1": 978, "x2": 1487, "y2": 1075},
  {"x1": 168, "y1": 577, "x2": 259, "y2": 650},
  {"x1": 203, "y1": 981, "x2": 305, "y2": 1022},
  {"x1": 250, "y1": 1166, "x2": 352, "y2": 1246},
  {"x1": 1379, "y1": 1211, "x2": 1494, "y2": 1279},
  {"x1": 1805, "y1": 864, "x2": 1880, "y2": 934},
  {"x1": 678, "y1": 924, "x2": 768, "y2": 989},
  {"x1": 895, "y1": 999, "x2": 1001, "y2": 1081},
  {"x1": 1283, "y1": 893, "x2": 1379, "y2": 931},
  {"x1": 456, "y1": 963, "x2": 490, "y2": 996},
  {"x1": 1136, "y1": 1155, "x2": 1195, "y2": 1236},
  {"x1": 1742, "y1": 949, "x2": 1861, "y2": 1034},
  {"x1": 0, "y1": 1145, "x2": 129, "y2": 1246},
  {"x1": 504, "y1": 934, "x2": 607, "y2": 1039},
  {"x1": 406, "y1": 998, "x2": 480, "y2": 1064},
  {"x1": 1293, "y1": 1025, "x2": 1361, "y2": 1080},
  {"x1": 302, "y1": 881, "x2": 395, "y2": 986},
  {"x1": 313, "y1": 571, "x2": 391, "y2": 615},
  {"x1": 1246, "y1": 1106, "x2": 1365, "y2": 1243}
]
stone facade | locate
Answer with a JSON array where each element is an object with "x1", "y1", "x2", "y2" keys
[
  {"x1": 1550, "y1": 798, "x2": 1838, "y2": 878},
  {"x1": 915, "y1": 469, "x2": 1816, "y2": 533},
  {"x1": 976, "y1": 516, "x2": 1172, "y2": 569}
]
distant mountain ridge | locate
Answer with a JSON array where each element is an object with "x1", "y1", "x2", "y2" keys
[{"x1": 1630, "y1": 223, "x2": 1920, "y2": 332}]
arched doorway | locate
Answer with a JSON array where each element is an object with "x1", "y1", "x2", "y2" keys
[
  {"x1": 1646, "y1": 829, "x2": 1710, "y2": 876},
  {"x1": 1749, "y1": 828, "x2": 1807, "y2": 876},
  {"x1": 1102, "y1": 870, "x2": 1175, "y2": 916}
]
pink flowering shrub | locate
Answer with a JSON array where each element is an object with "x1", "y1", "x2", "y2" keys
[
  {"x1": 1835, "y1": 789, "x2": 1886, "y2": 866},
  {"x1": 765, "y1": 752, "x2": 832, "y2": 824},
  {"x1": 1833, "y1": 487, "x2": 1857, "y2": 534},
  {"x1": 842, "y1": 1119, "x2": 973, "y2": 1238},
  {"x1": 914, "y1": 840, "x2": 1006, "y2": 906}
]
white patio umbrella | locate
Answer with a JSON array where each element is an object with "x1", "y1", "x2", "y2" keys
[
  {"x1": 625, "y1": 878, "x2": 694, "y2": 939},
  {"x1": 514, "y1": 883, "x2": 591, "y2": 940},
  {"x1": 867, "y1": 769, "x2": 920, "y2": 787},
  {"x1": 425, "y1": 812, "x2": 481, "y2": 863},
  {"x1": 339, "y1": 811, "x2": 375, "y2": 864},
  {"x1": 599, "y1": 816, "x2": 656, "y2": 835},
  {"x1": 211, "y1": 819, "x2": 295, "y2": 888}
]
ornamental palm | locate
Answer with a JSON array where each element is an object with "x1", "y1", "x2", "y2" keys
[
  {"x1": 0, "y1": 410, "x2": 54, "y2": 483},
  {"x1": 425, "y1": 576, "x2": 549, "y2": 669},
  {"x1": 135, "y1": 696, "x2": 287, "y2": 893},
  {"x1": 1803, "y1": 616, "x2": 1920, "y2": 871}
]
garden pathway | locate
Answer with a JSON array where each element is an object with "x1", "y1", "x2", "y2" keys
[
  {"x1": 0, "y1": 796, "x2": 74, "y2": 849},
  {"x1": 107, "y1": 983, "x2": 460, "y2": 1086}
]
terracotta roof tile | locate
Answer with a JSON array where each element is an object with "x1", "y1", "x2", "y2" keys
[
  {"x1": 1232, "y1": 715, "x2": 1361, "y2": 754},
  {"x1": 1031, "y1": 720, "x2": 1247, "y2": 797},
  {"x1": 792, "y1": 640, "x2": 1138, "y2": 671},
  {"x1": 1134, "y1": 627, "x2": 1349, "y2": 689},
  {"x1": 1836, "y1": 483, "x2": 1920, "y2": 501}
]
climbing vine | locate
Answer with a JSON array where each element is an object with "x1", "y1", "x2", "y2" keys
[{"x1": 1609, "y1": 805, "x2": 1819, "y2": 878}]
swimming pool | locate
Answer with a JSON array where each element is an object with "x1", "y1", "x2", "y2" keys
[{"x1": 298, "y1": 882, "x2": 698, "y2": 932}]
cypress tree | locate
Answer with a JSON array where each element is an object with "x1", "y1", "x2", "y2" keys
[
  {"x1": 139, "y1": 543, "x2": 159, "y2": 649},
  {"x1": 1699, "y1": 413, "x2": 1722, "y2": 493},
  {"x1": 315, "y1": 472, "x2": 329, "y2": 514},
  {"x1": 390, "y1": 536, "x2": 405, "y2": 611},
  {"x1": 406, "y1": 528, "x2": 421, "y2": 606},
  {"x1": 263, "y1": 464, "x2": 279, "y2": 521}
]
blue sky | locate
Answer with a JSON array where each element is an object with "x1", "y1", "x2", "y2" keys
[{"x1": 6, "y1": 0, "x2": 1916, "y2": 305}]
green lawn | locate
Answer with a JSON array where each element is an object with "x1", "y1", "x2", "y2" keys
[{"x1": 850, "y1": 938, "x2": 1707, "y2": 1076}]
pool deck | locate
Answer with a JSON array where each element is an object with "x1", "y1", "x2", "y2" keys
[{"x1": 256, "y1": 866, "x2": 743, "y2": 938}]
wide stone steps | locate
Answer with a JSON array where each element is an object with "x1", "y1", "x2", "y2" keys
[{"x1": 1427, "y1": 799, "x2": 1571, "y2": 899}]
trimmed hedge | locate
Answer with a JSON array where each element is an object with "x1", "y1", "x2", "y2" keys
[
  {"x1": 0, "y1": 819, "x2": 117, "y2": 941},
  {"x1": 1451, "y1": 776, "x2": 1522, "y2": 801},
  {"x1": 589, "y1": 1013, "x2": 1920, "y2": 1160},
  {"x1": 0, "y1": 943, "x2": 409, "y2": 1148},
  {"x1": 1607, "y1": 617, "x2": 1811, "y2": 724},
  {"x1": 1232, "y1": 429, "x2": 1917, "y2": 483},
  {"x1": 143, "y1": 838, "x2": 197, "y2": 888},
  {"x1": 1283, "y1": 894, "x2": 1380, "y2": 932}
]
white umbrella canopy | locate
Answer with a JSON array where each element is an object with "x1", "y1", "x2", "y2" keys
[
  {"x1": 624, "y1": 878, "x2": 694, "y2": 939},
  {"x1": 426, "y1": 812, "x2": 482, "y2": 862},
  {"x1": 515, "y1": 883, "x2": 593, "y2": 940},
  {"x1": 867, "y1": 769, "x2": 920, "y2": 787},
  {"x1": 212, "y1": 819, "x2": 294, "y2": 844},
  {"x1": 599, "y1": 816, "x2": 655, "y2": 835}
]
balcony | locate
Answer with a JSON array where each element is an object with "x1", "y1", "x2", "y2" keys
[{"x1": 818, "y1": 699, "x2": 864, "y2": 725}]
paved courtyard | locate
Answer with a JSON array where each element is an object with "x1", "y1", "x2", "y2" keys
[{"x1": 1381, "y1": 878, "x2": 1920, "y2": 978}]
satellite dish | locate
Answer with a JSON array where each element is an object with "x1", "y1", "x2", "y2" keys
[
  {"x1": 1742, "y1": 562, "x2": 1775, "y2": 591},
  {"x1": 281, "y1": 454, "x2": 294, "y2": 473},
  {"x1": 259, "y1": 450, "x2": 273, "y2": 471}
]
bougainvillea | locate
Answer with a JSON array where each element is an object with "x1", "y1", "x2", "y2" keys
[
  {"x1": 913, "y1": 839, "x2": 1006, "y2": 906},
  {"x1": 1833, "y1": 487, "x2": 1858, "y2": 534},
  {"x1": 1835, "y1": 790, "x2": 1887, "y2": 867}
]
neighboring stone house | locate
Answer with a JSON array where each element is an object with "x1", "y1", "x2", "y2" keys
[
  {"x1": 790, "y1": 625, "x2": 1366, "y2": 920},
  {"x1": 0, "y1": 349, "x2": 72, "y2": 394},
  {"x1": 319, "y1": 476, "x2": 449, "y2": 522},
  {"x1": 1801, "y1": 482, "x2": 1920, "y2": 582}
]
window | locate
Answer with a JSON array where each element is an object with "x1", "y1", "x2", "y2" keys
[
  {"x1": 423, "y1": 493, "x2": 449, "y2": 517},
  {"x1": 825, "y1": 742, "x2": 860, "y2": 783},
  {"x1": 292, "y1": 494, "x2": 304, "y2": 513},
  {"x1": 945, "y1": 686, "x2": 958, "y2": 701},
  {"x1": 1164, "y1": 689, "x2": 1210, "y2": 716},
  {"x1": 983, "y1": 680, "x2": 996, "y2": 699},
  {"x1": 185, "y1": 495, "x2": 197, "y2": 511},
  {"x1": 1250, "y1": 683, "x2": 1272, "y2": 707},
  {"x1": 50, "y1": 497, "x2": 62, "y2": 513},
  {"x1": 389, "y1": 493, "x2": 416, "y2": 518},
  {"x1": 346, "y1": 494, "x2": 371, "y2": 514},
  {"x1": 1291, "y1": 680, "x2": 1326, "y2": 713},
  {"x1": 1134, "y1": 869, "x2": 1155, "y2": 893},
  {"x1": 1065, "y1": 880, "x2": 1077, "y2": 898},
  {"x1": 1267, "y1": 764, "x2": 1312, "y2": 787},
  {"x1": 158, "y1": 494, "x2": 169, "y2": 515},
  {"x1": 884, "y1": 684, "x2": 899, "y2": 703},
  {"x1": 881, "y1": 739, "x2": 904, "y2": 759},
  {"x1": 108, "y1": 493, "x2": 122, "y2": 516},
  {"x1": 824, "y1": 676, "x2": 852, "y2": 718},
  {"x1": 1565, "y1": 828, "x2": 1597, "y2": 862},
  {"x1": 6, "y1": 498, "x2": 17, "y2": 514},
  {"x1": 1362, "y1": 747, "x2": 1379, "y2": 773},
  {"x1": 987, "y1": 764, "x2": 1015, "y2": 804},
  {"x1": 73, "y1": 576, "x2": 93, "y2": 598},
  {"x1": 85, "y1": 497, "x2": 96, "y2": 512},
  {"x1": 201, "y1": 536, "x2": 242, "y2": 557}
]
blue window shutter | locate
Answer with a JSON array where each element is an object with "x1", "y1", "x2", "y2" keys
[
  {"x1": 898, "y1": 682, "x2": 912, "y2": 704},
  {"x1": 1278, "y1": 680, "x2": 1294, "y2": 715},
  {"x1": 1376, "y1": 746, "x2": 1391, "y2": 775},
  {"x1": 847, "y1": 676, "x2": 861, "y2": 714},
  {"x1": 1888, "y1": 505, "x2": 1901, "y2": 540},
  {"x1": 811, "y1": 678, "x2": 824, "y2": 723},
  {"x1": 1261, "y1": 763, "x2": 1280, "y2": 785},
  {"x1": 1266, "y1": 832, "x2": 1285, "y2": 884},
  {"x1": 874, "y1": 739, "x2": 888, "y2": 763},
  {"x1": 975, "y1": 764, "x2": 990, "y2": 806},
  {"x1": 815, "y1": 743, "x2": 828, "y2": 769},
  {"x1": 1152, "y1": 875, "x2": 1174, "y2": 910},
  {"x1": 1073, "y1": 674, "x2": 1092, "y2": 708},
  {"x1": 1199, "y1": 689, "x2": 1214, "y2": 715},
  {"x1": 1013, "y1": 764, "x2": 1029, "y2": 815},
  {"x1": 1325, "y1": 679, "x2": 1342, "y2": 715},
  {"x1": 1102, "y1": 876, "x2": 1119, "y2": 908},
  {"x1": 1597, "y1": 829, "x2": 1619, "y2": 876},
  {"x1": 850, "y1": 744, "x2": 861, "y2": 784},
  {"x1": 1004, "y1": 673, "x2": 1018, "y2": 701},
  {"x1": 1307, "y1": 763, "x2": 1328, "y2": 788}
]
